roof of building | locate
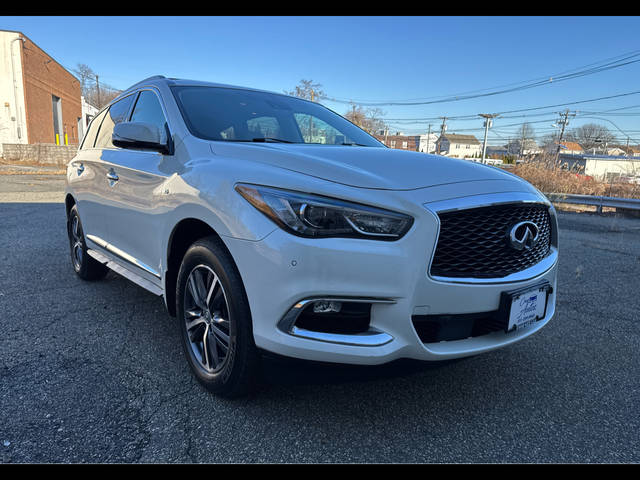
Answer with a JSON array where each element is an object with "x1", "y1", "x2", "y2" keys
[
  {"x1": 559, "y1": 152, "x2": 640, "y2": 161},
  {"x1": 439, "y1": 133, "x2": 480, "y2": 145},
  {"x1": 0, "y1": 29, "x2": 79, "y2": 83},
  {"x1": 559, "y1": 141, "x2": 583, "y2": 151}
]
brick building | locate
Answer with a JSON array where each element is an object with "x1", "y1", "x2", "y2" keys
[
  {"x1": 0, "y1": 29, "x2": 82, "y2": 153},
  {"x1": 374, "y1": 132, "x2": 438, "y2": 153}
]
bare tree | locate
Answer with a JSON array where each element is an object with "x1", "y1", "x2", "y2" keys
[
  {"x1": 285, "y1": 79, "x2": 325, "y2": 102},
  {"x1": 566, "y1": 123, "x2": 616, "y2": 152},
  {"x1": 508, "y1": 122, "x2": 537, "y2": 155},
  {"x1": 74, "y1": 63, "x2": 96, "y2": 97},
  {"x1": 73, "y1": 63, "x2": 122, "y2": 109},
  {"x1": 344, "y1": 103, "x2": 386, "y2": 135}
]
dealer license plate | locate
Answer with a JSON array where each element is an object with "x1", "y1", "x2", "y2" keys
[{"x1": 507, "y1": 285, "x2": 548, "y2": 332}]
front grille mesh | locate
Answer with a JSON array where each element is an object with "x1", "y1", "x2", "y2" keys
[{"x1": 430, "y1": 203, "x2": 552, "y2": 279}]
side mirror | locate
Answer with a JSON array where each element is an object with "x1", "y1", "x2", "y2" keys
[{"x1": 112, "y1": 122, "x2": 172, "y2": 154}]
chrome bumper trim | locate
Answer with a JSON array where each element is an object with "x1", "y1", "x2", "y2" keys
[{"x1": 278, "y1": 297, "x2": 395, "y2": 347}]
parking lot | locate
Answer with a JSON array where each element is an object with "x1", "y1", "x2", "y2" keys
[{"x1": 0, "y1": 173, "x2": 639, "y2": 463}]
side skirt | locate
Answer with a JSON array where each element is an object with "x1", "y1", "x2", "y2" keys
[{"x1": 86, "y1": 247, "x2": 163, "y2": 297}]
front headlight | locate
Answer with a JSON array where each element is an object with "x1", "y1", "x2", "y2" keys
[{"x1": 235, "y1": 183, "x2": 413, "y2": 240}]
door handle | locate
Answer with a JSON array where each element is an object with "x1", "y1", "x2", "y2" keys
[{"x1": 106, "y1": 169, "x2": 119, "y2": 184}]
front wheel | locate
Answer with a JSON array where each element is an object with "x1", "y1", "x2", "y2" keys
[{"x1": 176, "y1": 236, "x2": 260, "y2": 397}]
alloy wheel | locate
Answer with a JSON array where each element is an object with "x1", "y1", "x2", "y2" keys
[
  {"x1": 183, "y1": 264, "x2": 232, "y2": 373},
  {"x1": 69, "y1": 213, "x2": 83, "y2": 271}
]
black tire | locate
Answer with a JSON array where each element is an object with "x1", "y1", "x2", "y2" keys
[
  {"x1": 67, "y1": 205, "x2": 109, "y2": 281},
  {"x1": 176, "y1": 236, "x2": 260, "y2": 398}
]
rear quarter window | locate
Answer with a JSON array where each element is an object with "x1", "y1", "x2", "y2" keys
[
  {"x1": 94, "y1": 94, "x2": 136, "y2": 149},
  {"x1": 80, "y1": 109, "x2": 107, "y2": 150}
]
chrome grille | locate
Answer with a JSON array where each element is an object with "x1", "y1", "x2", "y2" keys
[{"x1": 430, "y1": 203, "x2": 552, "y2": 279}]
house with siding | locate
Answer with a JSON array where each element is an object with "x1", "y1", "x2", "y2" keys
[{"x1": 436, "y1": 133, "x2": 481, "y2": 158}]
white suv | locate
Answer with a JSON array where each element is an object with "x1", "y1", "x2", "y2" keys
[{"x1": 65, "y1": 76, "x2": 559, "y2": 397}]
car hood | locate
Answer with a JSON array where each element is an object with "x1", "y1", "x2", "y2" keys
[{"x1": 209, "y1": 142, "x2": 520, "y2": 190}]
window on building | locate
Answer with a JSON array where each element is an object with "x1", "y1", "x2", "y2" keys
[
  {"x1": 402, "y1": 141, "x2": 408, "y2": 149},
  {"x1": 390, "y1": 140, "x2": 396, "y2": 148},
  {"x1": 94, "y1": 94, "x2": 136, "y2": 149}
]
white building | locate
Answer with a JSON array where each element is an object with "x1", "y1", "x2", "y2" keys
[
  {"x1": 416, "y1": 132, "x2": 438, "y2": 154},
  {"x1": 507, "y1": 138, "x2": 541, "y2": 156},
  {"x1": 561, "y1": 154, "x2": 640, "y2": 182},
  {"x1": 0, "y1": 30, "x2": 28, "y2": 151},
  {"x1": 80, "y1": 96, "x2": 98, "y2": 141},
  {"x1": 0, "y1": 29, "x2": 82, "y2": 154},
  {"x1": 437, "y1": 133, "x2": 481, "y2": 159}
]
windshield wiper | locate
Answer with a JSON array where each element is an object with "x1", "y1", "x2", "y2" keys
[
  {"x1": 340, "y1": 142, "x2": 368, "y2": 146},
  {"x1": 251, "y1": 137, "x2": 294, "y2": 143}
]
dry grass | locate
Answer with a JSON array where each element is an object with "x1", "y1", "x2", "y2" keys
[{"x1": 510, "y1": 162, "x2": 640, "y2": 199}]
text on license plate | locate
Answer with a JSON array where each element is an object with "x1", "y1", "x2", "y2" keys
[{"x1": 507, "y1": 286, "x2": 548, "y2": 331}]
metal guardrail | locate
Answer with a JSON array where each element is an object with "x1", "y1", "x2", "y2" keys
[{"x1": 544, "y1": 193, "x2": 640, "y2": 212}]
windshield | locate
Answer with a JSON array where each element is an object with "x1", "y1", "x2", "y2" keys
[{"x1": 170, "y1": 85, "x2": 384, "y2": 147}]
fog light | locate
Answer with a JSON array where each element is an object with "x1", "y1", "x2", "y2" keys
[{"x1": 313, "y1": 300, "x2": 342, "y2": 313}]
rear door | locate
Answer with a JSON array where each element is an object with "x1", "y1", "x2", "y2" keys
[{"x1": 68, "y1": 108, "x2": 111, "y2": 245}]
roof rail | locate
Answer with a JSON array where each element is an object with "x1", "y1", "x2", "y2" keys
[{"x1": 123, "y1": 75, "x2": 166, "y2": 92}]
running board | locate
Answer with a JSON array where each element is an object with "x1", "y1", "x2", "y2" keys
[{"x1": 87, "y1": 248, "x2": 163, "y2": 296}]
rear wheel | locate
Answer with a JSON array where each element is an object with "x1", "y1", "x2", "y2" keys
[
  {"x1": 67, "y1": 205, "x2": 108, "y2": 281},
  {"x1": 176, "y1": 236, "x2": 259, "y2": 397}
]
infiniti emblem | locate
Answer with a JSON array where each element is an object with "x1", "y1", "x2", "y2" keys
[{"x1": 508, "y1": 221, "x2": 540, "y2": 251}]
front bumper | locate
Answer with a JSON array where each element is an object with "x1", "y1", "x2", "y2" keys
[{"x1": 222, "y1": 190, "x2": 558, "y2": 365}]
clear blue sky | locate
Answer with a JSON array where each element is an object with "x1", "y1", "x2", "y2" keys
[{"x1": 4, "y1": 16, "x2": 640, "y2": 145}]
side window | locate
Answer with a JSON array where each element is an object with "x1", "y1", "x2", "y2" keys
[
  {"x1": 94, "y1": 94, "x2": 136, "y2": 149},
  {"x1": 129, "y1": 90, "x2": 167, "y2": 133},
  {"x1": 80, "y1": 109, "x2": 107, "y2": 150}
]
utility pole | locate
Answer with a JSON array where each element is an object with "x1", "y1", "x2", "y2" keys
[
  {"x1": 479, "y1": 113, "x2": 499, "y2": 164},
  {"x1": 554, "y1": 109, "x2": 575, "y2": 165},
  {"x1": 436, "y1": 117, "x2": 447, "y2": 155},
  {"x1": 95, "y1": 74, "x2": 101, "y2": 108},
  {"x1": 426, "y1": 124, "x2": 432, "y2": 153},
  {"x1": 308, "y1": 89, "x2": 315, "y2": 140}
]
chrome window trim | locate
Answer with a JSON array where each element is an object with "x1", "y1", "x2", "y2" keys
[{"x1": 423, "y1": 191, "x2": 559, "y2": 285}]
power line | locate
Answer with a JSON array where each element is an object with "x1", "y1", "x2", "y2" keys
[
  {"x1": 320, "y1": 51, "x2": 640, "y2": 107},
  {"x1": 379, "y1": 89, "x2": 640, "y2": 122},
  {"x1": 326, "y1": 49, "x2": 640, "y2": 105}
]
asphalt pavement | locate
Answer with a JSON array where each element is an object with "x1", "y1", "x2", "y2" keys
[{"x1": 0, "y1": 174, "x2": 638, "y2": 463}]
